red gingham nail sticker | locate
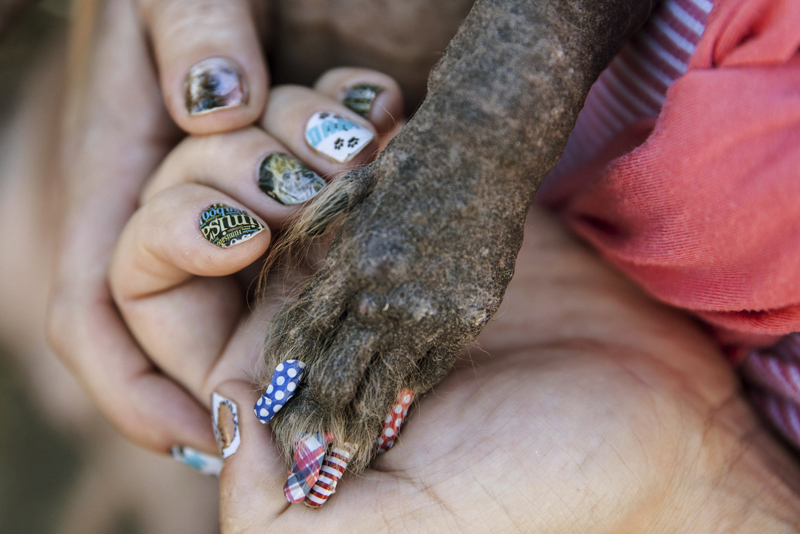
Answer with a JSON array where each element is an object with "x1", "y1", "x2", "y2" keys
[
  {"x1": 284, "y1": 433, "x2": 330, "y2": 503},
  {"x1": 304, "y1": 444, "x2": 354, "y2": 509},
  {"x1": 376, "y1": 388, "x2": 415, "y2": 454}
]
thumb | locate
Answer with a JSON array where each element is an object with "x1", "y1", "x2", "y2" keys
[{"x1": 212, "y1": 380, "x2": 290, "y2": 530}]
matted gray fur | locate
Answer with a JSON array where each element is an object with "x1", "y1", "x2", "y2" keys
[{"x1": 261, "y1": 0, "x2": 656, "y2": 472}]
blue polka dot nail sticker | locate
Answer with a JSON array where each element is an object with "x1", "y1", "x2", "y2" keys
[{"x1": 254, "y1": 360, "x2": 306, "y2": 424}]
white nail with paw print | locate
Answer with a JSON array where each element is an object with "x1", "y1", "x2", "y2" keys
[{"x1": 305, "y1": 112, "x2": 375, "y2": 163}]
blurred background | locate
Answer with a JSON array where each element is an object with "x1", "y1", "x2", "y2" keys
[{"x1": 0, "y1": 2, "x2": 220, "y2": 532}]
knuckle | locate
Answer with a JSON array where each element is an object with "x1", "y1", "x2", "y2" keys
[{"x1": 152, "y1": 0, "x2": 244, "y2": 34}]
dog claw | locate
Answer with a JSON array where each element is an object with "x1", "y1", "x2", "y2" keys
[
  {"x1": 255, "y1": 360, "x2": 306, "y2": 424},
  {"x1": 376, "y1": 389, "x2": 415, "y2": 454},
  {"x1": 284, "y1": 433, "x2": 332, "y2": 504},
  {"x1": 304, "y1": 444, "x2": 355, "y2": 508}
]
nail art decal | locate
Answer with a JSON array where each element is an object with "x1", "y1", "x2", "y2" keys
[
  {"x1": 342, "y1": 84, "x2": 384, "y2": 118},
  {"x1": 212, "y1": 393, "x2": 240, "y2": 460},
  {"x1": 199, "y1": 204, "x2": 264, "y2": 248},
  {"x1": 304, "y1": 444, "x2": 354, "y2": 508},
  {"x1": 376, "y1": 388, "x2": 415, "y2": 454},
  {"x1": 170, "y1": 445, "x2": 223, "y2": 476},
  {"x1": 254, "y1": 360, "x2": 306, "y2": 424},
  {"x1": 305, "y1": 112, "x2": 375, "y2": 163},
  {"x1": 185, "y1": 57, "x2": 247, "y2": 115},
  {"x1": 284, "y1": 433, "x2": 331, "y2": 504},
  {"x1": 258, "y1": 153, "x2": 325, "y2": 205}
]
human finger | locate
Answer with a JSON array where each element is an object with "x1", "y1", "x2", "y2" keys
[
  {"x1": 313, "y1": 67, "x2": 404, "y2": 134},
  {"x1": 110, "y1": 184, "x2": 270, "y2": 395},
  {"x1": 49, "y1": 0, "x2": 216, "y2": 456},
  {"x1": 142, "y1": 127, "x2": 328, "y2": 229},
  {"x1": 261, "y1": 85, "x2": 381, "y2": 180},
  {"x1": 139, "y1": 0, "x2": 269, "y2": 134},
  {"x1": 214, "y1": 379, "x2": 288, "y2": 529}
]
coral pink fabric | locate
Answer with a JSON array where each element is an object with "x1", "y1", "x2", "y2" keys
[
  {"x1": 543, "y1": 0, "x2": 800, "y2": 343},
  {"x1": 541, "y1": 0, "x2": 800, "y2": 450}
]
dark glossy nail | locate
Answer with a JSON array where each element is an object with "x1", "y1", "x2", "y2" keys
[
  {"x1": 185, "y1": 58, "x2": 247, "y2": 115},
  {"x1": 258, "y1": 153, "x2": 325, "y2": 205},
  {"x1": 199, "y1": 204, "x2": 264, "y2": 248},
  {"x1": 342, "y1": 84, "x2": 384, "y2": 118}
]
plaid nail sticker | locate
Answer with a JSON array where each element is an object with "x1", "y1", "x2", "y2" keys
[
  {"x1": 254, "y1": 360, "x2": 305, "y2": 424},
  {"x1": 342, "y1": 84, "x2": 384, "y2": 118},
  {"x1": 376, "y1": 388, "x2": 415, "y2": 454},
  {"x1": 304, "y1": 444, "x2": 354, "y2": 508},
  {"x1": 304, "y1": 112, "x2": 374, "y2": 163},
  {"x1": 284, "y1": 433, "x2": 330, "y2": 503},
  {"x1": 170, "y1": 446, "x2": 223, "y2": 476}
]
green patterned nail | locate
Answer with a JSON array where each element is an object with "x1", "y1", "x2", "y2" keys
[
  {"x1": 199, "y1": 204, "x2": 264, "y2": 248},
  {"x1": 258, "y1": 153, "x2": 325, "y2": 205},
  {"x1": 342, "y1": 84, "x2": 384, "y2": 118}
]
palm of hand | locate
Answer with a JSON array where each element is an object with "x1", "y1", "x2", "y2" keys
[{"x1": 217, "y1": 209, "x2": 793, "y2": 532}]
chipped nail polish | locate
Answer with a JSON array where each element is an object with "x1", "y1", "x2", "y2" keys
[
  {"x1": 304, "y1": 112, "x2": 375, "y2": 163},
  {"x1": 304, "y1": 444, "x2": 354, "y2": 508},
  {"x1": 170, "y1": 445, "x2": 223, "y2": 476},
  {"x1": 376, "y1": 388, "x2": 415, "y2": 454},
  {"x1": 199, "y1": 204, "x2": 264, "y2": 248},
  {"x1": 211, "y1": 393, "x2": 240, "y2": 460},
  {"x1": 284, "y1": 433, "x2": 330, "y2": 504},
  {"x1": 342, "y1": 83, "x2": 385, "y2": 118},
  {"x1": 258, "y1": 153, "x2": 325, "y2": 205},
  {"x1": 185, "y1": 57, "x2": 247, "y2": 115},
  {"x1": 254, "y1": 360, "x2": 305, "y2": 424}
]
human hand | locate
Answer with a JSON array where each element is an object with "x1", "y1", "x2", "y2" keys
[
  {"x1": 213, "y1": 208, "x2": 800, "y2": 531},
  {"x1": 102, "y1": 65, "x2": 401, "y2": 467},
  {"x1": 47, "y1": 0, "x2": 268, "y2": 455}
]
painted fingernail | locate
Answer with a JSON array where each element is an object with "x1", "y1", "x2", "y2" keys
[
  {"x1": 258, "y1": 153, "x2": 325, "y2": 205},
  {"x1": 254, "y1": 360, "x2": 305, "y2": 424},
  {"x1": 376, "y1": 388, "x2": 415, "y2": 454},
  {"x1": 200, "y1": 204, "x2": 264, "y2": 248},
  {"x1": 170, "y1": 445, "x2": 223, "y2": 476},
  {"x1": 211, "y1": 393, "x2": 240, "y2": 460},
  {"x1": 185, "y1": 57, "x2": 247, "y2": 115},
  {"x1": 284, "y1": 433, "x2": 330, "y2": 504},
  {"x1": 342, "y1": 84, "x2": 385, "y2": 118},
  {"x1": 305, "y1": 112, "x2": 375, "y2": 163},
  {"x1": 304, "y1": 444, "x2": 354, "y2": 508}
]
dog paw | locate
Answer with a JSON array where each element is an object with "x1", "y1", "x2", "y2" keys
[{"x1": 256, "y1": 139, "x2": 530, "y2": 506}]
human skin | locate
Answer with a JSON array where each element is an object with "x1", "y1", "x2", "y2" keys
[
  {"x1": 216, "y1": 208, "x2": 800, "y2": 532},
  {"x1": 45, "y1": 0, "x2": 473, "y2": 456},
  {"x1": 101, "y1": 113, "x2": 800, "y2": 529},
  {"x1": 40, "y1": 0, "x2": 800, "y2": 528},
  {"x1": 14, "y1": 0, "x2": 798, "y2": 532}
]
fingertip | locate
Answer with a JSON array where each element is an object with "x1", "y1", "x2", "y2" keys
[
  {"x1": 213, "y1": 380, "x2": 287, "y2": 514},
  {"x1": 111, "y1": 187, "x2": 272, "y2": 300},
  {"x1": 167, "y1": 55, "x2": 268, "y2": 135},
  {"x1": 144, "y1": 0, "x2": 269, "y2": 135},
  {"x1": 314, "y1": 68, "x2": 404, "y2": 134}
]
